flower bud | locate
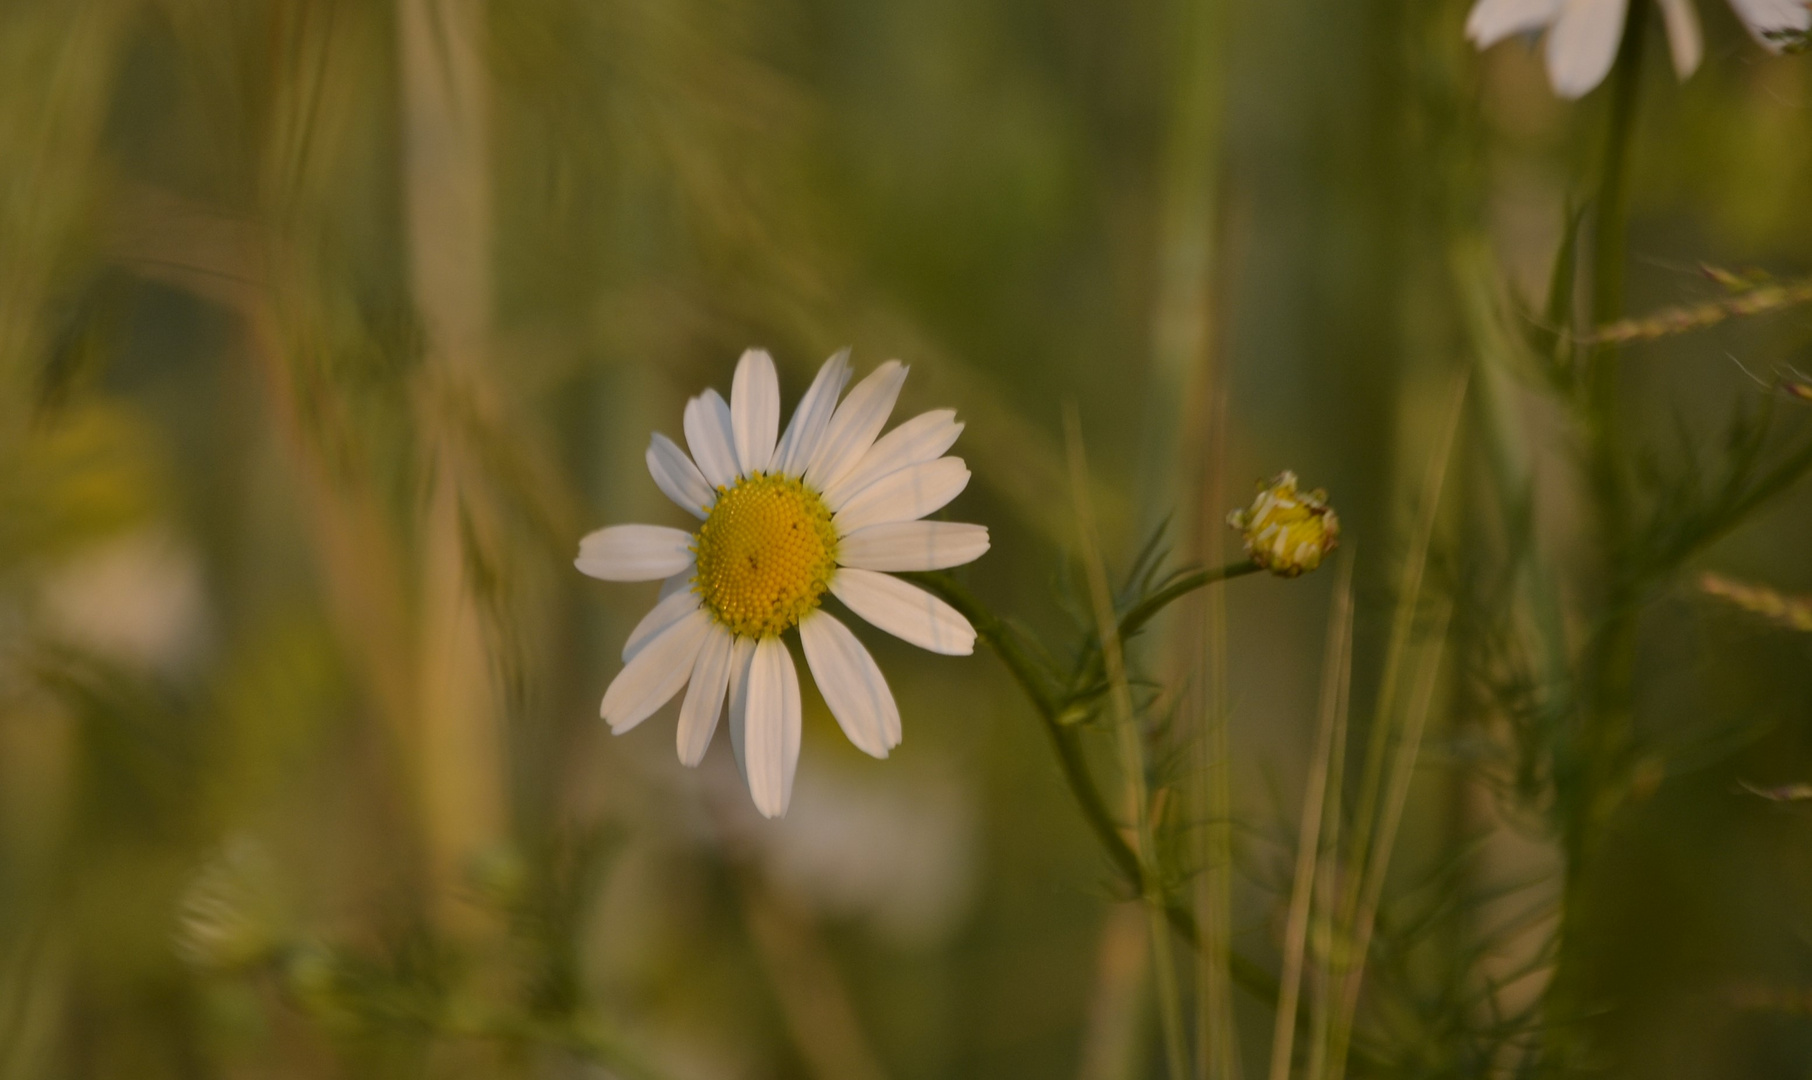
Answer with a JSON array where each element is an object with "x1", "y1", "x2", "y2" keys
[{"x1": 1227, "y1": 471, "x2": 1339, "y2": 578}]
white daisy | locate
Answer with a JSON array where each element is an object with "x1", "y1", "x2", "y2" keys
[
  {"x1": 1467, "y1": 0, "x2": 1809, "y2": 100},
  {"x1": 575, "y1": 349, "x2": 989, "y2": 818}
]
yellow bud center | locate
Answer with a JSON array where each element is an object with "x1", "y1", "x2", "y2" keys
[
  {"x1": 1228, "y1": 472, "x2": 1339, "y2": 578},
  {"x1": 693, "y1": 474, "x2": 839, "y2": 638}
]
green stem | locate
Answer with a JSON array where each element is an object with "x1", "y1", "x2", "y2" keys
[
  {"x1": 1572, "y1": 0, "x2": 1647, "y2": 880},
  {"x1": 911, "y1": 569, "x2": 1382, "y2": 1061},
  {"x1": 904, "y1": 565, "x2": 1311, "y2": 1017},
  {"x1": 1121, "y1": 561, "x2": 1260, "y2": 642},
  {"x1": 906, "y1": 562, "x2": 1258, "y2": 898},
  {"x1": 1552, "y1": 5, "x2": 1647, "y2": 1067}
]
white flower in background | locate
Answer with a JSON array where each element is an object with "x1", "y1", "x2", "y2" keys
[
  {"x1": 40, "y1": 527, "x2": 208, "y2": 671},
  {"x1": 1467, "y1": 0, "x2": 1810, "y2": 100},
  {"x1": 576, "y1": 349, "x2": 989, "y2": 818}
]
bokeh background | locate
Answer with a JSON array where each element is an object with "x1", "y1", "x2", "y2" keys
[{"x1": 2, "y1": 0, "x2": 1811, "y2": 1077}]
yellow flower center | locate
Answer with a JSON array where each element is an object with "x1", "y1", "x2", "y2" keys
[
  {"x1": 693, "y1": 474, "x2": 839, "y2": 638},
  {"x1": 1228, "y1": 472, "x2": 1339, "y2": 578}
]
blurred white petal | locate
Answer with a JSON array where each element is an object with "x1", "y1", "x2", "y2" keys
[
  {"x1": 646, "y1": 433, "x2": 713, "y2": 518},
  {"x1": 1727, "y1": 0, "x2": 1811, "y2": 50},
  {"x1": 774, "y1": 349, "x2": 852, "y2": 476},
  {"x1": 1466, "y1": 0, "x2": 1564, "y2": 44},
  {"x1": 623, "y1": 583, "x2": 702, "y2": 661},
  {"x1": 726, "y1": 635, "x2": 757, "y2": 783},
  {"x1": 677, "y1": 625, "x2": 735, "y2": 766},
  {"x1": 838, "y1": 521, "x2": 990, "y2": 572},
  {"x1": 730, "y1": 348, "x2": 780, "y2": 476},
  {"x1": 1546, "y1": 0, "x2": 1629, "y2": 98},
  {"x1": 823, "y1": 409, "x2": 965, "y2": 510},
  {"x1": 800, "y1": 610, "x2": 901, "y2": 758},
  {"x1": 744, "y1": 637, "x2": 802, "y2": 818},
  {"x1": 833, "y1": 457, "x2": 971, "y2": 533},
  {"x1": 805, "y1": 360, "x2": 908, "y2": 492},
  {"x1": 831, "y1": 568, "x2": 976, "y2": 656},
  {"x1": 684, "y1": 390, "x2": 740, "y2": 489},
  {"x1": 600, "y1": 609, "x2": 711, "y2": 732},
  {"x1": 1657, "y1": 0, "x2": 1703, "y2": 77},
  {"x1": 40, "y1": 528, "x2": 208, "y2": 671},
  {"x1": 576, "y1": 525, "x2": 694, "y2": 581}
]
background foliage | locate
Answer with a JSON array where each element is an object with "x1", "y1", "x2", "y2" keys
[{"x1": 2, "y1": 0, "x2": 1811, "y2": 1077}]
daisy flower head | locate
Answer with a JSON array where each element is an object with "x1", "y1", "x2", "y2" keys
[
  {"x1": 1466, "y1": 0, "x2": 1809, "y2": 100},
  {"x1": 576, "y1": 349, "x2": 989, "y2": 818}
]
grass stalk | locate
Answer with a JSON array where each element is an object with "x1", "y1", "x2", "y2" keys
[
  {"x1": 398, "y1": 0, "x2": 506, "y2": 923},
  {"x1": 1267, "y1": 555, "x2": 1355, "y2": 1080},
  {"x1": 1325, "y1": 600, "x2": 1454, "y2": 1080},
  {"x1": 1316, "y1": 372, "x2": 1468, "y2": 1076},
  {"x1": 1065, "y1": 405, "x2": 1190, "y2": 1080},
  {"x1": 1546, "y1": 10, "x2": 1648, "y2": 1063},
  {"x1": 1300, "y1": 572, "x2": 1353, "y2": 1080},
  {"x1": 1333, "y1": 372, "x2": 1469, "y2": 945},
  {"x1": 1194, "y1": 360, "x2": 1239, "y2": 1080}
]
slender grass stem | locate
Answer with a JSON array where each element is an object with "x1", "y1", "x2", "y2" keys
[
  {"x1": 1578, "y1": 0, "x2": 1648, "y2": 882},
  {"x1": 1268, "y1": 556, "x2": 1353, "y2": 1080},
  {"x1": 903, "y1": 560, "x2": 1367, "y2": 1050},
  {"x1": 1326, "y1": 602, "x2": 1453, "y2": 1080},
  {"x1": 1065, "y1": 406, "x2": 1188, "y2": 1080},
  {"x1": 1554, "y1": 10, "x2": 1647, "y2": 1066}
]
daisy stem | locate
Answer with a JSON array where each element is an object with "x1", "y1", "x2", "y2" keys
[
  {"x1": 1575, "y1": 0, "x2": 1646, "y2": 914},
  {"x1": 1550, "y1": 3, "x2": 1647, "y2": 1065},
  {"x1": 904, "y1": 561, "x2": 1255, "y2": 905},
  {"x1": 906, "y1": 567, "x2": 1386, "y2": 1072}
]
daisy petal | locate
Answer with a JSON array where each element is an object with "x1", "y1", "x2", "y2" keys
[
  {"x1": 804, "y1": 361, "x2": 908, "y2": 492},
  {"x1": 646, "y1": 433, "x2": 713, "y2": 518},
  {"x1": 832, "y1": 457, "x2": 971, "y2": 534},
  {"x1": 1656, "y1": 0, "x2": 1702, "y2": 78},
  {"x1": 731, "y1": 349, "x2": 780, "y2": 477},
  {"x1": 726, "y1": 636, "x2": 757, "y2": 782},
  {"x1": 1545, "y1": 0, "x2": 1627, "y2": 99},
  {"x1": 831, "y1": 568, "x2": 976, "y2": 656},
  {"x1": 822, "y1": 409, "x2": 964, "y2": 510},
  {"x1": 838, "y1": 521, "x2": 990, "y2": 572},
  {"x1": 600, "y1": 608, "x2": 711, "y2": 732},
  {"x1": 1465, "y1": 0, "x2": 1563, "y2": 46},
  {"x1": 576, "y1": 525, "x2": 694, "y2": 581},
  {"x1": 1728, "y1": 0, "x2": 1811, "y2": 50},
  {"x1": 774, "y1": 349, "x2": 852, "y2": 476},
  {"x1": 800, "y1": 610, "x2": 901, "y2": 758},
  {"x1": 684, "y1": 390, "x2": 741, "y2": 489},
  {"x1": 677, "y1": 624, "x2": 735, "y2": 766},
  {"x1": 624, "y1": 581, "x2": 702, "y2": 661},
  {"x1": 744, "y1": 637, "x2": 802, "y2": 818}
]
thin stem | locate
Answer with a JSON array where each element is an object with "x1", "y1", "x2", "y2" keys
[
  {"x1": 903, "y1": 571, "x2": 1143, "y2": 888},
  {"x1": 1267, "y1": 556, "x2": 1353, "y2": 1080},
  {"x1": 1332, "y1": 373, "x2": 1468, "y2": 971},
  {"x1": 1555, "y1": 10, "x2": 1647, "y2": 1067},
  {"x1": 1123, "y1": 561, "x2": 1261, "y2": 642},
  {"x1": 903, "y1": 562, "x2": 1257, "y2": 899},
  {"x1": 1573, "y1": 0, "x2": 1649, "y2": 918},
  {"x1": 1325, "y1": 603, "x2": 1453, "y2": 1080},
  {"x1": 1065, "y1": 406, "x2": 1188, "y2": 1080},
  {"x1": 904, "y1": 567, "x2": 1383, "y2": 1072}
]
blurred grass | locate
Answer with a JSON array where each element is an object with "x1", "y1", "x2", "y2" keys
[{"x1": 2, "y1": 0, "x2": 1812, "y2": 1078}]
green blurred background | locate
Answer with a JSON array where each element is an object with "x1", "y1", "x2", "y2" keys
[{"x1": 2, "y1": 0, "x2": 1811, "y2": 1077}]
